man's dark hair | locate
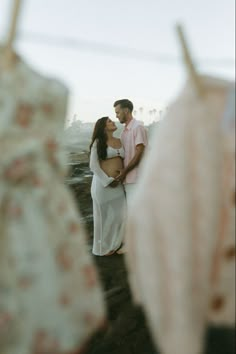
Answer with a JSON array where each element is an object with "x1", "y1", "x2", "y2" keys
[{"x1": 113, "y1": 99, "x2": 133, "y2": 113}]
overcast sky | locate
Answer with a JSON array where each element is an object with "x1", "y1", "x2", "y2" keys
[{"x1": 0, "y1": 0, "x2": 235, "y2": 124}]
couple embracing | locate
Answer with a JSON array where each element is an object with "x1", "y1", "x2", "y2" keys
[{"x1": 89, "y1": 99, "x2": 148, "y2": 256}]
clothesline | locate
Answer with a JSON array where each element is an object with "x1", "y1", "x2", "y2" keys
[{"x1": 16, "y1": 31, "x2": 235, "y2": 68}]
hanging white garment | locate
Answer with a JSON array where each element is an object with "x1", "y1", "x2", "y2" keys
[
  {"x1": 90, "y1": 143, "x2": 126, "y2": 255},
  {"x1": 125, "y1": 77, "x2": 235, "y2": 354},
  {"x1": 0, "y1": 57, "x2": 105, "y2": 354}
]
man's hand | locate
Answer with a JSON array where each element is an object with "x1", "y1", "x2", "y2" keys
[
  {"x1": 116, "y1": 144, "x2": 145, "y2": 184},
  {"x1": 109, "y1": 180, "x2": 120, "y2": 188},
  {"x1": 115, "y1": 169, "x2": 127, "y2": 183}
]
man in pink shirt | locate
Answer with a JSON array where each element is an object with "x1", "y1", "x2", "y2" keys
[{"x1": 113, "y1": 99, "x2": 148, "y2": 206}]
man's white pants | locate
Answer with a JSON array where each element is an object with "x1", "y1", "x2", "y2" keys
[{"x1": 124, "y1": 184, "x2": 137, "y2": 210}]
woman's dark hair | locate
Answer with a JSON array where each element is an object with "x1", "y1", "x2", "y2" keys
[{"x1": 89, "y1": 117, "x2": 108, "y2": 160}]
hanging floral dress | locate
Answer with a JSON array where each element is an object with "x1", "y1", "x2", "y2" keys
[{"x1": 0, "y1": 57, "x2": 105, "y2": 354}]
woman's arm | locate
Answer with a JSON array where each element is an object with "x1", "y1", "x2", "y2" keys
[{"x1": 89, "y1": 144, "x2": 114, "y2": 187}]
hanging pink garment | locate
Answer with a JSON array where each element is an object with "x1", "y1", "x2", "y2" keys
[
  {"x1": 0, "y1": 57, "x2": 105, "y2": 354},
  {"x1": 125, "y1": 77, "x2": 235, "y2": 354}
]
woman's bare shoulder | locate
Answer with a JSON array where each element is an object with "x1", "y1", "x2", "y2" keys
[{"x1": 113, "y1": 138, "x2": 122, "y2": 147}]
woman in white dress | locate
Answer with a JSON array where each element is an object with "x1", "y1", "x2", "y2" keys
[{"x1": 90, "y1": 117, "x2": 126, "y2": 256}]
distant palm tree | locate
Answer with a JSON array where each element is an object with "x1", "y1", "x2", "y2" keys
[
  {"x1": 150, "y1": 109, "x2": 156, "y2": 122},
  {"x1": 148, "y1": 110, "x2": 153, "y2": 124},
  {"x1": 139, "y1": 107, "x2": 143, "y2": 114},
  {"x1": 139, "y1": 107, "x2": 144, "y2": 121}
]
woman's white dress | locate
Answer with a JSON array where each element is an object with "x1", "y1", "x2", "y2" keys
[
  {"x1": 0, "y1": 57, "x2": 105, "y2": 354},
  {"x1": 90, "y1": 144, "x2": 126, "y2": 255}
]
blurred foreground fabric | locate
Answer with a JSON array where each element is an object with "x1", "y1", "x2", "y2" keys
[
  {"x1": 125, "y1": 76, "x2": 235, "y2": 354},
  {"x1": 0, "y1": 57, "x2": 105, "y2": 354}
]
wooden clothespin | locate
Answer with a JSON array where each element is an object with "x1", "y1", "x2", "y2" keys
[
  {"x1": 176, "y1": 24, "x2": 205, "y2": 98},
  {"x1": 2, "y1": 0, "x2": 23, "y2": 70}
]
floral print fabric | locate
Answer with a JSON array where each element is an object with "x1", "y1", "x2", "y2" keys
[{"x1": 0, "y1": 58, "x2": 105, "y2": 354}]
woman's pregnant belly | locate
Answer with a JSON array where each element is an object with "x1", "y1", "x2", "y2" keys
[{"x1": 100, "y1": 157, "x2": 123, "y2": 178}]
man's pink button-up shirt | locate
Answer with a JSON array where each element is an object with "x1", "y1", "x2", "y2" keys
[{"x1": 121, "y1": 118, "x2": 148, "y2": 184}]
